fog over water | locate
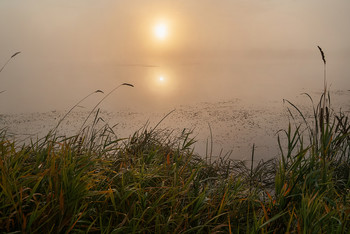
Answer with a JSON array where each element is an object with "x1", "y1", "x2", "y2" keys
[{"x1": 1, "y1": 0, "x2": 350, "y2": 160}]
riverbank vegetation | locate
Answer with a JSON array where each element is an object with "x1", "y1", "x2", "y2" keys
[
  {"x1": 1, "y1": 48, "x2": 349, "y2": 233},
  {"x1": 0, "y1": 88, "x2": 349, "y2": 233}
]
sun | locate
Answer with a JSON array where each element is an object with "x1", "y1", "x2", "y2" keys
[
  {"x1": 159, "y1": 76, "x2": 164, "y2": 82},
  {"x1": 154, "y1": 23, "x2": 168, "y2": 40}
]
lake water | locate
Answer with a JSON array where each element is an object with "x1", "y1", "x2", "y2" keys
[
  {"x1": 1, "y1": 56, "x2": 350, "y2": 161},
  {"x1": 1, "y1": 89, "x2": 349, "y2": 162}
]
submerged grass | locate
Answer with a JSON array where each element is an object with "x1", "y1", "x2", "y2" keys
[{"x1": 0, "y1": 47, "x2": 349, "y2": 233}]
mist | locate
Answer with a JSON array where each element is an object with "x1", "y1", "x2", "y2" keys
[{"x1": 1, "y1": 0, "x2": 350, "y2": 113}]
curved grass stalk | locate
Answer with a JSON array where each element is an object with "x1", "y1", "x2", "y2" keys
[
  {"x1": 0, "y1": 51, "x2": 21, "y2": 74},
  {"x1": 79, "y1": 83, "x2": 134, "y2": 133},
  {"x1": 51, "y1": 90, "x2": 104, "y2": 133},
  {"x1": 1, "y1": 52, "x2": 21, "y2": 93}
]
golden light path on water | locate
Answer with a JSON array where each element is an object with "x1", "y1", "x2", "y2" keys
[{"x1": 151, "y1": 18, "x2": 175, "y2": 96}]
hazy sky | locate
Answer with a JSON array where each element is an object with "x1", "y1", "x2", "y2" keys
[{"x1": 1, "y1": 0, "x2": 350, "y2": 113}]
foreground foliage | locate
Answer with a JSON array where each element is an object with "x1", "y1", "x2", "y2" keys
[{"x1": 0, "y1": 91, "x2": 349, "y2": 233}]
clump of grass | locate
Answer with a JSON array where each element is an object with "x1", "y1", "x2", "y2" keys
[
  {"x1": 0, "y1": 121, "x2": 239, "y2": 232},
  {"x1": 1, "y1": 98, "x2": 348, "y2": 232},
  {"x1": 267, "y1": 46, "x2": 350, "y2": 232}
]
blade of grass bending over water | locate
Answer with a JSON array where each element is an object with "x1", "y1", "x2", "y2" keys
[
  {"x1": 0, "y1": 51, "x2": 21, "y2": 74},
  {"x1": 52, "y1": 90, "x2": 104, "y2": 132},
  {"x1": 151, "y1": 109, "x2": 176, "y2": 132},
  {"x1": 0, "y1": 51, "x2": 21, "y2": 93},
  {"x1": 79, "y1": 83, "x2": 134, "y2": 133}
]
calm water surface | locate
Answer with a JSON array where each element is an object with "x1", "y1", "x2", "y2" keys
[{"x1": 1, "y1": 58, "x2": 350, "y2": 161}]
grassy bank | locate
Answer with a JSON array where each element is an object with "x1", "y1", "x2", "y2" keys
[
  {"x1": 1, "y1": 48, "x2": 349, "y2": 233},
  {"x1": 0, "y1": 90, "x2": 349, "y2": 233}
]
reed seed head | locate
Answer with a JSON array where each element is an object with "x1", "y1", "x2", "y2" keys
[
  {"x1": 122, "y1": 83, "x2": 134, "y2": 87},
  {"x1": 317, "y1": 46, "x2": 326, "y2": 64},
  {"x1": 11, "y1": 52, "x2": 21, "y2": 58}
]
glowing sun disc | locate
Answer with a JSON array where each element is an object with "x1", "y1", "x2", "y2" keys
[{"x1": 154, "y1": 23, "x2": 168, "y2": 40}]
